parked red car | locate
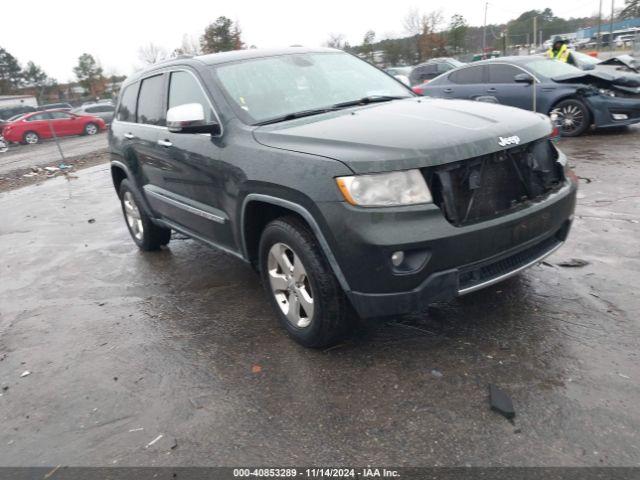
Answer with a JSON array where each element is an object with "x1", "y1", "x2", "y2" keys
[{"x1": 1, "y1": 110, "x2": 106, "y2": 145}]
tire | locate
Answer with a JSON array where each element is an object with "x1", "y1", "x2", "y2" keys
[
  {"x1": 550, "y1": 99, "x2": 591, "y2": 137},
  {"x1": 118, "y1": 179, "x2": 171, "y2": 251},
  {"x1": 259, "y1": 216, "x2": 351, "y2": 348},
  {"x1": 22, "y1": 131, "x2": 39, "y2": 145},
  {"x1": 84, "y1": 122, "x2": 98, "y2": 136}
]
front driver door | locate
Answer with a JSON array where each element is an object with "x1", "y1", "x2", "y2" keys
[
  {"x1": 485, "y1": 64, "x2": 536, "y2": 111},
  {"x1": 147, "y1": 68, "x2": 235, "y2": 249}
]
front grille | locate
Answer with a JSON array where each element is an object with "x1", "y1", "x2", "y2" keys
[
  {"x1": 458, "y1": 233, "x2": 561, "y2": 292},
  {"x1": 424, "y1": 140, "x2": 564, "y2": 226}
]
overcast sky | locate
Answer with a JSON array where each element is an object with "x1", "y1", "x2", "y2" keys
[{"x1": 1, "y1": 0, "x2": 602, "y2": 82}]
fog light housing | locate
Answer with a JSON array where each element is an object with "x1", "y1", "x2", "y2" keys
[
  {"x1": 391, "y1": 251, "x2": 405, "y2": 267},
  {"x1": 612, "y1": 113, "x2": 628, "y2": 120}
]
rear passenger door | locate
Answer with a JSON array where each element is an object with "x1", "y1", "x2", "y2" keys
[
  {"x1": 147, "y1": 69, "x2": 234, "y2": 249},
  {"x1": 441, "y1": 65, "x2": 487, "y2": 100}
]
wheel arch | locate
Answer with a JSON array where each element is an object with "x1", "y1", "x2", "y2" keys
[
  {"x1": 549, "y1": 93, "x2": 594, "y2": 120},
  {"x1": 240, "y1": 194, "x2": 351, "y2": 293}
]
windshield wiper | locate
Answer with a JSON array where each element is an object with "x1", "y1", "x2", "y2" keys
[
  {"x1": 331, "y1": 95, "x2": 410, "y2": 109},
  {"x1": 254, "y1": 95, "x2": 409, "y2": 126},
  {"x1": 255, "y1": 107, "x2": 337, "y2": 126}
]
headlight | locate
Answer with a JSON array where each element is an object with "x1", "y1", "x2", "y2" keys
[{"x1": 336, "y1": 169, "x2": 432, "y2": 207}]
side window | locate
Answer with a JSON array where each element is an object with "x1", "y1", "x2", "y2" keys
[
  {"x1": 50, "y1": 112, "x2": 73, "y2": 119},
  {"x1": 137, "y1": 74, "x2": 166, "y2": 126},
  {"x1": 168, "y1": 71, "x2": 214, "y2": 122},
  {"x1": 449, "y1": 66, "x2": 485, "y2": 84},
  {"x1": 85, "y1": 106, "x2": 100, "y2": 113},
  {"x1": 487, "y1": 64, "x2": 522, "y2": 83},
  {"x1": 117, "y1": 83, "x2": 138, "y2": 122},
  {"x1": 27, "y1": 113, "x2": 49, "y2": 121},
  {"x1": 437, "y1": 63, "x2": 453, "y2": 73}
]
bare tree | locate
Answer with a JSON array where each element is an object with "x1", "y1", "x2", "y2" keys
[
  {"x1": 325, "y1": 33, "x2": 346, "y2": 49},
  {"x1": 173, "y1": 34, "x2": 201, "y2": 57},
  {"x1": 403, "y1": 7, "x2": 424, "y2": 36},
  {"x1": 138, "y1": 43, "x2": 167, "y2": 65}
]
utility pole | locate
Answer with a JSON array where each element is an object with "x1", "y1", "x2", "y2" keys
[
  {"x1": 482, "y1": 2, "x2": 488, "y2": 58},
  {"x1": 610, "y1": 0, "x2": 615, "y2": 53},
  {"x1": 533, "y1": 16, "x2": 537, "y2": 51},
  {"x1": 596, "y1": 0, "x2": 603, "y2": 51}
]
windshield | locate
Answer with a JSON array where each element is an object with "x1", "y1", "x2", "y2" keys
[
  {"x1": 7, "y1": 113, "x2": 25, "y2": 122},
  {"x1": 525, "y1": 59, "x2": 584, "y2": 78},
  {"x1": 213, "y1": 52, "x2": 412, "y2": 124}
]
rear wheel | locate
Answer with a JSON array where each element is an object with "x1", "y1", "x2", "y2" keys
[
  {"x1": 259, "y1": 217, "x2": 352, "y2": 348},
  {"x1": 550, "y1": 99, "x2": 591, "y2": 137},
  {"x1": 118, "y1": 179, "x2": 171, "y2": 251},
  {"x1": 23, "y1": 131, "x2": 39, "y2": 145},
  {"x1": 84, "y1": 122, "x2": 98, "y2": 135}
]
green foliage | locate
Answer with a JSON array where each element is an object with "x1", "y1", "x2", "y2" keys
[
  {"x1": 448, "y1": 14, "x2": 468, "y2": 53},
  {"x1": 0, "y1": 47, "x2": 22, "y2": 94},
  {"x1": 362, "y1": 30, "x2": 376, "y2": 61},
  {"x1": 73, "y1": 53, "x2": 104, "y2": 95},
  {"x1": 200, "y1": 16, "x2": 244, "y2": 54},
  {"x1": 621, "y1": 0, "x2": 640, "y2": 19}
]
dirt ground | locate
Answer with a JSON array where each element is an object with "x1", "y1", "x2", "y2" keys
[{"x1": 0, "y1": 127, "x2": 638, "y2": 467}]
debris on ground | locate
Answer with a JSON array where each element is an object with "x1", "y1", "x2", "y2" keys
[
  {"x1": 557, "y1": 258, "x2": 590, "y2": 268},
  {"x1": 489, "y1": 384, "x2": 515, "y2": 421},
  {"x1": 145, "y1": 434, "x2": 163, "y2": 449},
  {"x1": 88, "y1": 218, "x2": 96, "y2": 224},
  {"x1": 618, "y1": 373, "x2": 631, "y2": 379},
  {"x1": 44, "y1": 166, "x2": 59, "y2": 173},
  {"x1": 170, "y1": 438, "x2": 178, "y2": 450},
  {"x1": 2, "y1": 386, "x2": 8, "y2": 391},
  {"x1": 431, "y1": 369, "x2": 444, "y2": 378},
  {"x1": 251, "y1": 365, "x2": 262, "y2": 374},
  {"x1": 20, "y1": 371, "x2": 31, "y2": 378},
  {"x1": 128, "y1": 427, "x2": 144, "y2": 433}
]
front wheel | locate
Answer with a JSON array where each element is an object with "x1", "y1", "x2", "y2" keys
[
  {"x1": 118, "y1": 179, "x2": 171, "y2": 251},
  {"x1": 84, "y1": 122, "x2": 98, "y2": 135},
  {"x1": 23, "y1": 131, "x2": 39, "y2": 145},
  {"x1": 550, "y1": 99, "x2": 591, "y2": 137},
  {"x1": 259, "y1": 217, "x2": 352, "y2": 348}
]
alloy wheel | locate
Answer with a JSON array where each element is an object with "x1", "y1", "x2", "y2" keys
[
  {"x1": 267, "y1": 242, "x2": 314, "y2": 328},
  {"x1": 551, "y1": 104, "x2": 585, "y2": 135},
  {"x1": 123, "y1": 191, "x2": 144, "y2": 241},
  {"x1": 25, "y1": 132, "x2": 38, "y2": 144},
  {"x1": 86, "y1": 124, "x2": 98, "y2": 135}
]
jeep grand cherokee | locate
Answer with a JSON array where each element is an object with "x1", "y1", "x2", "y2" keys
[{"x1": 109, "y1": 47, "x2": 577, "y2": 348}]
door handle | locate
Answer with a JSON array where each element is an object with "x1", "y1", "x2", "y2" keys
[
  {"x1": 157, "y1": 139, "x2": 173, "y2": 148},
  {"x1": 443, "y1": 88, "x2": 453, "y2": 93},
  {"x1": 486, "y1": 88, "x2": 497, "y2": 93},
  {"x1": 124, "y1": 132, "x2": 135, "y2": 140}
]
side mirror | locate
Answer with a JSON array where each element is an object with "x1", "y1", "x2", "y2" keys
[
  {"x1": 514, "y1": 73, "x2": 534, "y2": 84},
  {"x1": 167, "y1": 103, "x2": 220, "y2": 135}
]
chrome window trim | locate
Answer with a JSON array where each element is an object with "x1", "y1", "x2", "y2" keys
[{"x1": 115, "y1": 67, "x2": 224, "y2": 136}]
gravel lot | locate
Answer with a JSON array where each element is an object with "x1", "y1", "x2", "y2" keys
[
  {"x1": 0, "y1": 127, "x2": 638, "y2": 467},
  {"x1": 0, "y1": 132, "x2": 107, "y2": 175}
]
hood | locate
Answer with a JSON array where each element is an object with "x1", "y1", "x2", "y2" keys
[
  {"x1": 554, "y1": 69, "x2": 640, "y2": 88},
  {"x1": 253, "y1": 98, "x2": 551, "y2": 174},
  {"x1": 599, "y1": 55, "x2": 639, "y2": 72}
]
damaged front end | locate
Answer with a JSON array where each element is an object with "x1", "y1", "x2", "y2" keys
[
  {"x1": 424, "y1": 139, "x2": 565, "y2": 227},
  {"x1": 554, "y1": 71, "x2": 640, "y2": 127}
]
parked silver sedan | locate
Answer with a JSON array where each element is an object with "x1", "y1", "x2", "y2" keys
[{"x1": 71, "y1": 104, "x2": 115, "y2": 124}]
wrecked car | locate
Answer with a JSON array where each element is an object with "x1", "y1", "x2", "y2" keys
[
  {"x1": 417, "y1": 55, "x2": 640, "y2": 136},
  {"x1": 109, "y1": 48, "x2": 577, "y2": 347},
  {"x1": 569, "y1": 51, "x2": 640, "y2": 76}
]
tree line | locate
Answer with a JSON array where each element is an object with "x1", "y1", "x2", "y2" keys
[{"x1": 333, "y1": 5, "x2": 634, "y2": 66}]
